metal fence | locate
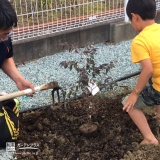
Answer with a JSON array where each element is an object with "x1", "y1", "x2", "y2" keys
[{"x1": 10, "y1": 0, "x2": 160, "y2": 42}]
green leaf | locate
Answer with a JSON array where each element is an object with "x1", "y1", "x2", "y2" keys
[
  {"x1": 106, "y1": 68, "x2": 109, "y2": 74},
  {"x1": 87, "y1": 58, "x2": 90, "y2": 63},
  {"x1": 86, "y1": 64, "x2": 90, "y2": 70},
  {"x1": 76, "y1": 86, "x2": 78, "y2": 91},
  {"x1": 98, "y1": 81, "x2": 102, "y2": 86},
  {"x1": 0, "y1": 112, "x2": 4, "y2": 116},
  {"x1": 90, "y1": 55, "x2": 94, "y2": 59},
  {"x1": 70, "y1": 65, "x2": 73, "y2": 71},
  {"x1": 74, "y1": 63, "x2": 77, "y2": 70}
]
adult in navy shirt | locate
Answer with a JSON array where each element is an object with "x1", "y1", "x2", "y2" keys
[
  {"x1": 0, "y1": 1, "x2": 34, "y2": 92},
  {"x1": 0, "y1": 0, "x2": 35, "y2": 147},
  {"x1": 0, "y1": 37, "x2": 14, "y2": 68}
]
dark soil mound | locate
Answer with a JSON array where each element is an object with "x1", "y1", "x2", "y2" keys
[{"x1": 14, "y1": 95, "x2": 160, "y2": 160}]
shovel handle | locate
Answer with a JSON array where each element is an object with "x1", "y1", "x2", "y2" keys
[
  {"x1": 0, "y1": 85, "x2": 45, "y2": 102},
  {"x1": 0, "y1": 81, "x2": 60, "y2": 102}
]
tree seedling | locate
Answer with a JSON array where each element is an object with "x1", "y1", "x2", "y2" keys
[{"x1": 59, "y1": 41, "x2": 115, "y2": 137}]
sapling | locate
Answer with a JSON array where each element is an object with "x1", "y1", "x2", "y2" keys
[{"x1": 58, "y1": 41, "x2": 116, "y2": 137}]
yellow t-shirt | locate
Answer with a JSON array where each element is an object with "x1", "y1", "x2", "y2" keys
[{"x1": 131, "y1": 23, "x2": 160, "y2": 92}]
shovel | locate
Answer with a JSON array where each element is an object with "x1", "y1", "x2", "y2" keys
[{"x1": 0, "y1": 81, "x2": 60, "y2": 102}]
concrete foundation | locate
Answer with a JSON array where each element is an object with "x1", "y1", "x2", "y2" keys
[{"x1": 12, "y1": 11, "x2": 160, "y2": 63}]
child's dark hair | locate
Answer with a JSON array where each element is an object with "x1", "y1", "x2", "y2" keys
[
  {"x1": 126, "y1": 0, "x2": 156, "y2": 21},
  {"x1": 0, "y1": 0, "x2": 17, "y2": 30}
]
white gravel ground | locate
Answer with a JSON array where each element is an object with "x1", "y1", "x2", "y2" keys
[{"x1": 0, "y1": 40, "x2": 140, "y2": 110}]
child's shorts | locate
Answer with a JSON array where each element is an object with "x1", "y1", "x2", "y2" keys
[
  {"x1": 122, "y1": 82, "x2": 160, "y2": 108},
  {"x1": 0, "y1": 99, "x2": 20, "y2": 148}
]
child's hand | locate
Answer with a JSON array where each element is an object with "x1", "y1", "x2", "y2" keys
[{"x1": 123, "y1": 92, "x2": 138, "y2": 112}]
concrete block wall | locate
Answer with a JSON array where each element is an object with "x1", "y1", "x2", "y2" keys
[
  {"x1": 110, "y1": 10, "x2": 160, "y2": 43},
  {"x1": 12, "y1": 11, "x2": 160, "y2": 63}
]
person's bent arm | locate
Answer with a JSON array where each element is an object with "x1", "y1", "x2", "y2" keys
[
  {"x1": 134, "y1": 59, "x2": 153, "y2": 92},
  {"x1": 123, "y1": 59, "x2": 153, "y2": 112},
  {"x1": 1, "y1": 57, "x2": 34, "y2": 91}
]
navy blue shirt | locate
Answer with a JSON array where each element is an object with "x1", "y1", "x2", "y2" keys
[{"x1": 0, "y1": 37, "x2": 13, "y2": 68}]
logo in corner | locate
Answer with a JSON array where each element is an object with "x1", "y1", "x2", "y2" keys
[{"x1": 6, "y1": 142, "x2": 15, "y2": 152}]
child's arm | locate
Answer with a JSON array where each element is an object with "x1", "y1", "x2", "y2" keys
[
  {"x1": 123, "y1": 59, "x2": 153, "y2": 112},
  {"x1": 134, "y1": 59, "x2": 153, "y2": 92}
]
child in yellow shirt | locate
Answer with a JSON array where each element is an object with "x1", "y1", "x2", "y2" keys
[{"x1": 122, "y1": 0, "x2": 160, "y2": 145}]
